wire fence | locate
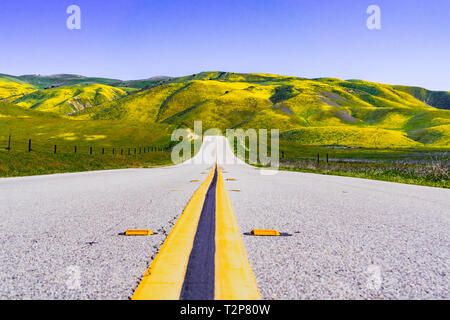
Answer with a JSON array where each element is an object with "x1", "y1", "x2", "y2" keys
[
  {"x1": 231, "y1": 143, "x2": 330, "y2": 164},
  {"x1": 0, "y1": 134, "x2": 172, "y2": 156}
]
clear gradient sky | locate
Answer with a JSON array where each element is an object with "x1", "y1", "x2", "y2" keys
[{"x1": 0, "y1": 0, "x2": 448, "y2": 90}]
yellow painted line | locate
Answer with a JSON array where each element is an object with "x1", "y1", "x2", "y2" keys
[
  {"x1": 132, "y1": 166, "x2": 216, "y2": 300},
  {"x1": 125, "y1": 229, "x2": 154, "y2": 236},
  {"x1": 215, "y1": 167, "x2": 261, "y2": 300}
]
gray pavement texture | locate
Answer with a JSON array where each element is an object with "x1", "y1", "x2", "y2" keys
[
  {"x1": 225, "y1": 165, "x2": 450, "y2": 299},
  {"x1": 0, "y1": 136, "x2": 449, "y2": 299},
  {"x1": 0, "y1": 166, "x2": 206, "y2": 299}
]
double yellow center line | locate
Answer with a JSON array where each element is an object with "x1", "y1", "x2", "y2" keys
[{"x1": 132, "y1": 164, "x2": 260, "y2": 300}]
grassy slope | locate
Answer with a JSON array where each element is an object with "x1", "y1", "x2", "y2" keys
[
  {"x1": 0, "y1": 75, "x2": 37, "y2": 100},
  {"x1": 1, "y1": 74, "x2": 140, "y2": 114},
  {"x1": 394, "y1": 85, "x2": 450, "y2": 110},
  {"x1": 79, "y1": 82, "x2": 187, "y2": 122},
  {"x1": 12, "y1": 84, "x2": 135, "y2": 114}
]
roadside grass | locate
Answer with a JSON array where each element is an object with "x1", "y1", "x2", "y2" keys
[
  {"x1": 277, "y1": 159, "x2": 449, "y2": 188},
  {"x1": 235, "y1": 138, "x2": 450, "y2": 188},
  {"x1": 0, "y1": 149, "x2": 173, "y2": 178}
]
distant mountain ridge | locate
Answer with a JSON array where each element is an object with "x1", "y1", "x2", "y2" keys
[{"x1": 0, "y1": 73, "x2": 173, "y2": 90}]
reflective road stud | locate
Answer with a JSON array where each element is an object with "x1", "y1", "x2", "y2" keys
[
  {"x1": 250, "y1": 229, "x2": 280, "y2": 236},
  {"x1": 125, "y1": 229, "x2": 154, "y2": 236}
]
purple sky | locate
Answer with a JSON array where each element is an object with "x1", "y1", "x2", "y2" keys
[{"x1": 0, "y1": 0, "x2": 449, "y2": 90}]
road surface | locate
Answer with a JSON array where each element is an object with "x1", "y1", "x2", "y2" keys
[{"x1": 0, "y1": 136, "x2": 448, "y2": 299}]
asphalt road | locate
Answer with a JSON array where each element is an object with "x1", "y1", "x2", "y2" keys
[
  {"x1": 0, "y1": 136, "x2": 449, "y2": 299},
  {"x1": 0, "y1": 163, "x2": 212, "y2": 299}
]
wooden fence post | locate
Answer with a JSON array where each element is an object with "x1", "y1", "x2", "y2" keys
[
  {"x1": 90, "y1": 147, "x2": 93, "y2": 155},
  {"x1": 7, "y1": 134, "x2": 11, "y2": 151},
  {"x1": 74, "y1": 146, "x2": 77, "y2": 154},
  {"x1": 326, "y1": 153, "x2": 329, "y2": 164},
  {"x1": 28, "y1": 139, "x2": 32, "y2": 152},
  {"x1": 317, "y1": 153, "x2": 319, "y2": 164},
  {"x1": 54, "y1": 145, "x2": 57, "y2": 154},
  {"x1": 113, "y1": 148, "x2": 115, "y2": 155}
]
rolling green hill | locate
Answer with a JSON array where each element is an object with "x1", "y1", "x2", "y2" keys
[
  {"x1": 0, "y1": 75, "x2": 37, "y2": 100},
  {"x1": 0, "y1": 75, "x2": 140, "y2": 114},
  {"x1": 393, "y1": 85, "x2": 450, "y2": 110},
  {"x1": 12, "y1": 84, "x2": 136, "y2": 114},
  {"x1": 1, "y1": 71, "x2": 450, "y2": 148}
]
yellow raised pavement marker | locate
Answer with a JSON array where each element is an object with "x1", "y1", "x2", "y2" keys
[
  {"x1": 190, "y1": 179, "x2": 200, "y2": 182},
  {"x1": 125, "y1": 229, "x2": 154, "y2": 236},
  {"x1": 226, "y1": 178, "x2": 237, "y2": 181},
  {"x1": 132, "y1": 166, "x2": 216, "y2": 300},
  {"x1": 250, "y1": 229, "x2": 280, "y2": 236},
  {"x1": 215, "y1": 168, "x2": 261, "y2": 300}
]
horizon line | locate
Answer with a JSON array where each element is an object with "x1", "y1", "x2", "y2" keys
[{"x1": 2, "y1": 71, "x2": 448, "y2": 92}]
